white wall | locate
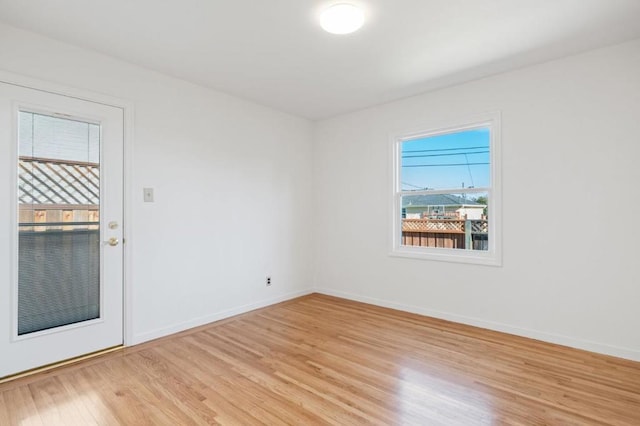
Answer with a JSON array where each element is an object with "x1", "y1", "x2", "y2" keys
[
  {"x1": 0, "y1": 24, "x2": 314, "y2": 344},
  {"x1": 2, "y1": 22, "x2": 638, "y2": 362},
  {"x1": 313, "y1": 39, "x2": 640, "y2": 361}
]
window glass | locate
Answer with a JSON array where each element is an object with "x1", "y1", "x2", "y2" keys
[
  {"x1": 392, "y1": 115, "x2": 500, "y2": 265},
  {"x1": 401, "y1": 128, "x2": 490, "y2": 191}
]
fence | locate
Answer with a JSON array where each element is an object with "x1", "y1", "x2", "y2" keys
[
  {"x1": 19, "y1": 205, "x2": 99, "y2": 232},
  {"x1": 19, "y1": 156, "x2": 99, "y2": 205},
  {"x1": 402, "y1": 219, "x2": 488, "y2": 250},
  {"x1": 18, "y1": 155, "x2": 100, "y2": 231}
]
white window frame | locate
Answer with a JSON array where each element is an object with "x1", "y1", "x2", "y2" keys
[{"x1": 390, "y1": 112, "x2": 502, "y2": 266}]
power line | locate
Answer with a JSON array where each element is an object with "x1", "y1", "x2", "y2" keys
[
  {"x1": 402, "y1": 181, "x2": 430, "y2": 190},
  {"x1": 403, "y1": 145, "x2": 488, "y2": 154},
  {"x1": 403, "y1": 150, "x2": 489, "y2": 159},
  {"x1": 403, "y1": 162, "x2": 490, "y2": 168}
]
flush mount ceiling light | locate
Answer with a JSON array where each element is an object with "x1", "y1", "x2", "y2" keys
[{"x1": 320, "y1": 3, "x2": 365, "y2": 35}]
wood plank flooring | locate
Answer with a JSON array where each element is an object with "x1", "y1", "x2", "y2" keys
[{"x1": 1, "y1": 293, "x2": 639, "y2": 425}]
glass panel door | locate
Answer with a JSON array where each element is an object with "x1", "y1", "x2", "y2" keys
[
  {"x1": 18, "y1": 111, "x2": 102, "y2": 335},
  {"x1": 0, "y1": 81, "x2": 124, "y2": 379}
]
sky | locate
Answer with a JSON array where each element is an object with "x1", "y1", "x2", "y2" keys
[{"x1": 401, "y1": 127, "x2": 490, "y2": 192}]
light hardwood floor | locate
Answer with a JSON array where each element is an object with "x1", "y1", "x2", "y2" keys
[{"x1": 1, "y1": 293, "x2": 639, "y2": 425}]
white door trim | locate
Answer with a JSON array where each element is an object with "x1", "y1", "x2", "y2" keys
[{"x1": 0, "y1": 69, "x2": 135, "y2": 347}]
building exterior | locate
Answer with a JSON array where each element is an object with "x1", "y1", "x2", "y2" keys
[{"x1": 402, "y1": 194, "x2": 486, "y2": 220}]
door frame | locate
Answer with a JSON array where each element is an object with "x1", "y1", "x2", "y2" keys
[{"x1": 0, "y1": 69, "x2": 135, "y2": 347}]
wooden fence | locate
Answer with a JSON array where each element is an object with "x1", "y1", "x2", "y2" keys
[
  {"x1": 18, "y1": 156, "x2": 99, "y2": 205},
  {"x1": 18, "y1": 156, "x2": 100, "y2": 231},
  {"x1": 402, "y1": 219, "x2": 488, "y2": 250},
  {"x1": 19, "y1": 205, "x2": 99, "y2": 231}
]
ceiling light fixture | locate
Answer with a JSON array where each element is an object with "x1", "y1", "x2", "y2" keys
[{"x1": 320, "y1": 3, "x2": 365, "y2": 35}]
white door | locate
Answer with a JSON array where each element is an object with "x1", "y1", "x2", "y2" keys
[{"x1": 0, "y1": 81, "x2": 124, "y2": 378}]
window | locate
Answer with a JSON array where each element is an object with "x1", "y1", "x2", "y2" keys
[{"x1": 391, "y1": 113, "x2": 501, "y2": 265}]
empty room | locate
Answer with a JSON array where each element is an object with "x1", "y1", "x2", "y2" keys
[{"x1": 1, "y1": 1, "x2": 639, "y2": 424}]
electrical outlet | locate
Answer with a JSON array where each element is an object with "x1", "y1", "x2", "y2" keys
[{"x1": 266, "y1": 276, "x2": 272, "y2": 287}]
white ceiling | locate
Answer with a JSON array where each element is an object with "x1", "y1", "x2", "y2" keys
[{"x1": 1, "y1": 0, "x2": 639, "y2": 120}]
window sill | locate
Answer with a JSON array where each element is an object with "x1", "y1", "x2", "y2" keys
[{"x1": 389, "y1": 247, "x2": 502, "y2": 266}]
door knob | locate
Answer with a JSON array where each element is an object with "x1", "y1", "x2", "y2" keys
[{"x1": 105, "y1": 237, "x2": 119, "y2": 246}]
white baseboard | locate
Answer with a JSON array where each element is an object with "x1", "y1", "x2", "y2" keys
[
  {"x1": 131, "y1": 288, "x2": 314, "y2": 345},
  {"x1": 315, "y1": 287, "x2": 640, "y2": 362}
]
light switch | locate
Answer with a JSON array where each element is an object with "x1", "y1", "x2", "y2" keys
[{"x1": 143, "y1": 188, "x2": 154, "y2": 202}]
